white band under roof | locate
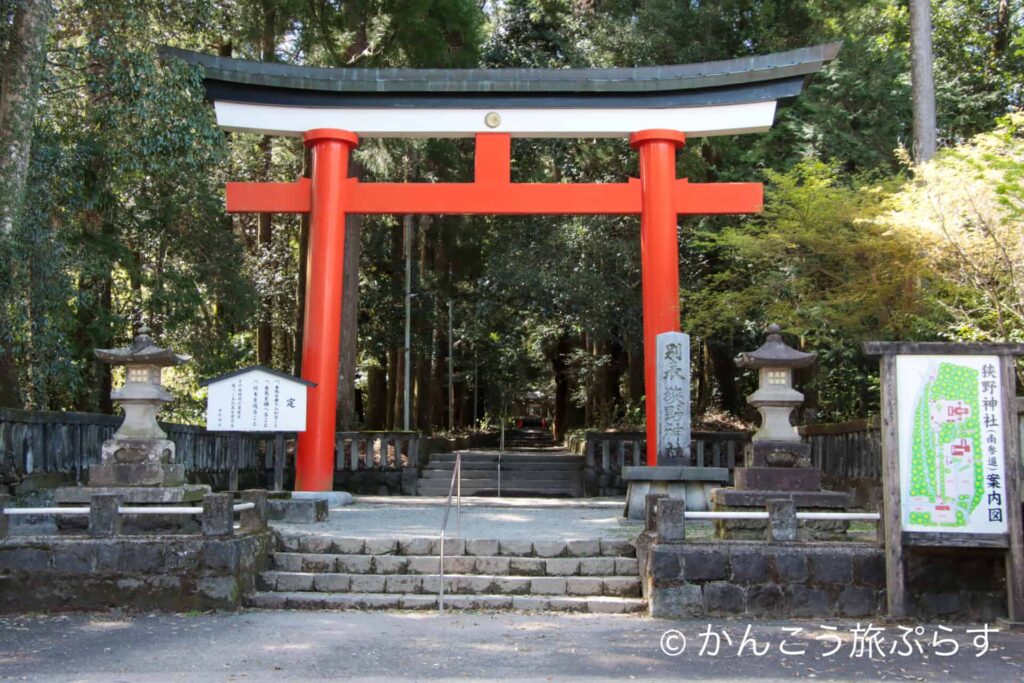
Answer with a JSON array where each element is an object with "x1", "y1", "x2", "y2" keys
[{"x1": 213, "y1": 100, "x2": 778, "y2": 138}]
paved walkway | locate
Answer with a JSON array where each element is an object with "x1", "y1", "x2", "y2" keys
[
  {"x1": 274, "y1": 497, "x2": 644, "y2": 541},
  {"x1": 1, "y1": 611, "x2": 1020, "y2": 681}
]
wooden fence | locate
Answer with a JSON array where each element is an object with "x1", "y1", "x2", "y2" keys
[
  {"x1": 577, "y1": 431, "x2": 751, "y2": 473},
  {"x1": 0, "y1": 408, "x2": 419, "y2": 491},
  {"x1": 334, "y1": 432, "x2": 420, "y2": 470},
  {"x1": 798, "y1": 418, "x2": 883, "y2": 481}
]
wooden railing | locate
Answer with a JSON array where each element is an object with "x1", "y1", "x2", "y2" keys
[
  {"x1": 0, "y1": 409, "x2": 421, "y2": 492},
  {"x1": 798, "y1": 418, "x2": 882, "y2": 481},
  {"x1": 334, "y1": 431, "x2": 420, "y2": 470},
  {"x1": 579, "y1": 431, "x2": 750, "y2": 472}
]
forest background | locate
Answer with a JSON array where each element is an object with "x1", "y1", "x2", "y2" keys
[{"x1": 0, "y1": 0, "x2": 1022, "y2": 440}]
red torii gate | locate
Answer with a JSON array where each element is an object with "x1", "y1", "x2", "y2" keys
[
  {"x1": 229, "y1": 129, "x2": 759, "y2": 490},
  {"x1": 168, "y1": 42, "x2": 839, "y2": 490}
]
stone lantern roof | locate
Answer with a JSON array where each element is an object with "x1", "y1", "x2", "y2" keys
[
  {"x1": 734, "y1": 323, "x2": 816, "y2": 370},
  {"x1": 94, "y1": 326, "x2": 191, "y2": 367}
]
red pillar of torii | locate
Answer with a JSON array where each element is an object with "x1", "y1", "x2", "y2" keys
[{"x1": 228, "y1": 128, "x2": 760, "y2": 491}]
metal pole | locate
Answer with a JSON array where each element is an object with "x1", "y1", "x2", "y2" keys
[
  {"x1": 403, "y1": 215, "x2": 412, "y2": 431},
  {"x1": 473, "y1": 353, "x2": 478, "y2": 428},
  {"x1": 456, "y1": 455, "x2": 461, "y2": 538},
  {"x1": 448, "y1": 298, "x2": 454, "y2": 432}
]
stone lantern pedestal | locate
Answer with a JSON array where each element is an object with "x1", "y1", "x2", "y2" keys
[
  {"x1": 56, "y1": 327, "x2": 210, "y2": 507},
  {"x1": 709, "y1": 324, "x2": 850, "y2": 539}
]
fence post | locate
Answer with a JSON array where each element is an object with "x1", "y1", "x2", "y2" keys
[
  {"x1": 228, "y1": 433, "x2": 240, "y2": 492},
  {"x1": 240, "y1": 489, "x2": 268, "y2": 531},
  {"x1": 766, "y1": 499, "x2": 797, "y2": 542},
  {"x1": 202, "y1": 492, "x2": 234, "y2": 537},
  {"x1": 645, "y1": 493, "x2": 667, "y2": 533},
  {"x1": 0, "y1": 494, "x2": 9, "y2": 538},
  {"x1": 656, "y1": 498, "x2": 686, "y2": 543},
  {"x1": 88, "y1": 494, "x2": 122, "y2": 537},
  {"x1": 273, "y1": 434, "x2": 285, "y2": 492}
]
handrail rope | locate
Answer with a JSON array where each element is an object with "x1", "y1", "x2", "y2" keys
[{"x1": 438, "y1": 452, "x2": 461, "y2": 613}]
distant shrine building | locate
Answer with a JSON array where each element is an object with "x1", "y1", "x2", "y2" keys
[{"x1": 167, "y1": 43, "x2": 839, "y2": 491}]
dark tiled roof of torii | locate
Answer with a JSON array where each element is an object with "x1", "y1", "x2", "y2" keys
[{"x1": 159, "y1": 42, "x2": 840, "y2": 110}]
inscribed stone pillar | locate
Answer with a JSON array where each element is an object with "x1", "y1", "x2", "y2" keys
[{"x1": 656, "y1": 332, "x2": 691, "y2": 464}]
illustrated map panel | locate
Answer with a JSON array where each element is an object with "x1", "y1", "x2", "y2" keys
[{"x1": 896, "y1": 355, "x2": 1008, "y2": 534}]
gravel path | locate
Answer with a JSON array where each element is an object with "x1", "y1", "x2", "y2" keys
[{"x1": 1, "y1": 611, "x2": 1020, "y2": 681}]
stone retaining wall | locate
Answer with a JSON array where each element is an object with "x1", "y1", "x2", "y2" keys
[
  {"x1": 0, "y1": 531, "x2": 273, "y2": 612},
  {"x1": 637, "y1": 534, "x2": 1007, "y2": 621}
]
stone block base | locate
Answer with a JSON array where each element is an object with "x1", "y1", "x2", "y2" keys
[
  {"x1": 622, "y1": 466, "x2": 730, "y2": 519},
  {"x1": 0, "y1": 531, "x2": 272, "y2": 612},
  {"x1": 267, "y1": 498, "x2": 329, "y2": 524},
  {"x1": 55, "y1": 484, "x2": 210, "y2": 504},
  {"x1": 635, "y1": 535, "x2": 1008, "y2": 621},
  {"x1": 733, "y1": 467, "x2": 821, "y2": 491},
  {"x1": 100, "y1": 438, "x2": 175, "y2": 465},
  {"x1": 710, "y1": 488, "x2": 852, "y2": 540},
  {"x1": 88, "y1": 463, "x2": 185, "y2": 487}
]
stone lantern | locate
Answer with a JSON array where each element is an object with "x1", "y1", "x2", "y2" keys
[
  {"x1": 90, "y1": 326, "x2": 191, "y2": 488},
  {"x1": 735, "y1": 323, "x2": 816, "y2": 467},
  {"x1": 709, "y1": 323, "x2": 850, "y2": 538}
]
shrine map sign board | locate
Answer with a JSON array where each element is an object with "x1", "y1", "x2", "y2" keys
[
  {"x1": 896, "y1": 355, "x2": 1008, "y2": 534},
  {"x1": 865, "y1": 342, "x2": 1024, "y2": 621},
  {"x1": 202, "y1": 366, "x2": 313, "y2": 432}
]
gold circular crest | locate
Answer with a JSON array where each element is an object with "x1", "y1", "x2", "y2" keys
[{"x1": 484, "y1": 112, "x2": 501, "y2": 128}]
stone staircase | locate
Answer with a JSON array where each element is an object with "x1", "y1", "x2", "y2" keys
[
  {"x1": 416, "y1": 451, "x2": 584, "y2": 497},
  {"x1": 247, "y1": 533, "x2": 644, "y2": 613},
  {"x1": 417, "y1": 430, "x2": 582, "y2": 497}
]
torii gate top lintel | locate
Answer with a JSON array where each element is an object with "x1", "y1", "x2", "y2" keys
[{"x1": 171, "y1": 44, "x2": 838, "y2": 491}]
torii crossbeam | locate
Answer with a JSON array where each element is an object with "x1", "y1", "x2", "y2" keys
[{"x1": 169, "y1": 42, "x2": 839, "y2": 491}]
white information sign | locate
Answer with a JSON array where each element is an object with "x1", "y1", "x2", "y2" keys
[
  {"x1": 896, "y1": 354, "x2": 1008, "y2": 534},
  {"x1": 205, "y1": 368, "x2": 309, "y2": 432}
]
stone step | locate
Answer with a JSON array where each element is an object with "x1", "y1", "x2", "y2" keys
[
  {"x1": 428, "y1": 455, "x2": 581, "y2": 465},
  {"x1": 276, "y1": 536, "x2": 637, "y2": 559},
  {"x1": 259, "y1": 571, "x2": 641, "y2": 597},
  {"x1": 416, "y1": 484, "x2": 582, "y2": 497},
  {"x1": 417, "y1": 480, "x2": 582, "y2": 490},
  {"x1": 247, "y1": 591, "x2": 645, "y2": 613},
  {"x1": 424, "y1": 464, "x2": 583, "y2": 474},
  {"x1": 415, "y1": 471, "x2": 581, "y2": 481},
  {"x1": 271, "y1": 552, "x2": 640, "y2": 577}
]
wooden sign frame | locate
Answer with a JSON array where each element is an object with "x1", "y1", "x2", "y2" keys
[{"x1": 864, "y1": 342, "x2": 1024, "y2": 620}]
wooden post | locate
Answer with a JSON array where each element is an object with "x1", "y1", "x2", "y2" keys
[
  {"x1": 273, "y1": 433, "x2": 285, "y2": 492},
  {"x1": 879, "y1": 353, "x2": 907, "y2": 618},
  {"x1": 1000, "y1": 355, "x2": 1024, "y2": 620},
  {"x1": 0, "y1": 494, "x2": 9, "y2": 538},
  {"x1": 228, "y1": 433, "x2": 240, "y2": 492}
]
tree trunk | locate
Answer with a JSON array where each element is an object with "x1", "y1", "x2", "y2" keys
[
  {"x1": 364, "y1": 361, "x2": 387, "y2": 429},
  {"x1": 256, "y1": 140, "x2": 273, "y2": 367},
  {"x1": 385, "y1": 347, "x2": 398, "y2": 430},
  {"x1": 552, "y1": 333, "x2": 572, "y2": 442},
  {"x1": 708, "y1": 339, "x2": 739, "y2": 414},
  {"x1": 0, "y1": 0, "x2": 50, "y2": 237},
  {"x1": 909, "y1": 0, "x2": 937, "y2": 163},
  {"x1": 0, "y1": 0, "x2": 52, "y2": 408},
  {"x1": 293, "y1": 147, "x2": 311, "y2": 375},
  {"x1": 994, "y1": 0, "x2": 1010, "y2": 57},
  {"x1": 627, "y1": 345, "x2": 644, "y2": 405},
  {"x1": 336, "y1": 160, "x2": 364, "y2": 430}
]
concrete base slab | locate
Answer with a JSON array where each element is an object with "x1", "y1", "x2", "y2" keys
[
  {"x1": 291, "y1": 491, "x2": 353, "y2": 507},
  {"x1": 87, "y1": 463, "x2": 186, "y2": 487},
  {"x1": 733, "y1": 467, "x2": 822, "y2": 491},
  {"x1": 54, "y1": 484, "x2": 210, "y2": 504},
  {"x1": 621, "y1": 466, "x2": 729, "y2": 518},
  {"x1": 709, "y1": 488, "x2": 852, "y2": 540},
  {"x1": 268, "y1": 498, "x2": 329, "y2": 524}
]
